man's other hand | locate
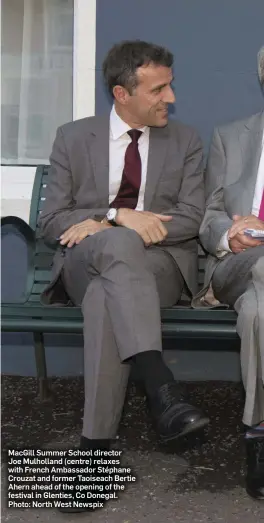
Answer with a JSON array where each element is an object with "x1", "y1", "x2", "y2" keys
[
  {"x1": 116, "y1": 209, "x2": 172, "y2": 246},
  {"x1": 59, "y1": 219, "x2": 111, "y2": 247},
  {"x1": 229, "y1": 233, "x2": 262, "y2": 254},
  {"x1": 227, "y1": 214, "x2": 263, "y2": 253},
  {"x1": 228, "y1": 214, "x2": 264, "y2": 239}
]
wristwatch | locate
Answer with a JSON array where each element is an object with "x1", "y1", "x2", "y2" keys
[{"x1": 105, "y1": 208, "x2": 118, "y2": 225}]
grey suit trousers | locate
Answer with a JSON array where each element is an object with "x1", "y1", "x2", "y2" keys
[
  {"x1": 62, "y1": 227, "x2": 184, "y2": 439},
  {"x1": 212, "y1": 246, "x2": 264, "y2": 426}
]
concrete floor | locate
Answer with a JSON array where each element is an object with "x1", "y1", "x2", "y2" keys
[{"x1": 1, "y1": 376, "x2": 264, "y2": 523}]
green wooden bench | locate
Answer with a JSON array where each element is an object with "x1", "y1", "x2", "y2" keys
[{"x1": 1, "y1": 165, "x2": 239, "y2": 400}]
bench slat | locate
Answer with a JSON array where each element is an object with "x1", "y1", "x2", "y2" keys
[
  {"x1": 34, "y1": 270, "x2": 51, "y2": 282},
  {"x1": 40, "y1": 185, "x2": 47, "y2": 198},
  {"x1": 34, "y1": 253, "x2": 53, "y2": 269},
  {"x1": 1, "y1": 317, "x2": 238, "y2": 339},
  {"x1": 35, "y1": 240, "x2": 55, "y2": 254},
  {"x1": 2, "y1": 303, "x2": 237, "y2": 321},
  {"x1": 32, "y1": 283, "x2": 48, "y2": 294},
  {"x1": 28, "y1": 295, "x2": 44, "y2": 303},
  {"x1": 198, "y1": 258, "x2": 206, "y2": 270},
  {"x1": 38, "y1": 198, "x2": 47, "y2": 211}
]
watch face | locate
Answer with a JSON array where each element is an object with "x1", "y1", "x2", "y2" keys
[{"x1": 107, "y1": 209, "x2": 117, "y2": 221}]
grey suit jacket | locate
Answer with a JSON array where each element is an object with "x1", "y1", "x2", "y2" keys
[
  {"x1": 198, "y1": 110, "x2": 264, "y2": 295},
  {"x1": 39, "y1": 114, "x2": 204, "y2": 303}
]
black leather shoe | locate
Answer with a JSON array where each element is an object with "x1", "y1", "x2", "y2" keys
[
  {"x1": 246, "y1": 436, "x2": 264, "y2": 500},
  {"x1": 148, "y1": 381, "x2": 209, "y2": 442}
]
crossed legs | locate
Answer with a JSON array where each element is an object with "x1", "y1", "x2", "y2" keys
[{"x1": 62, "y1": 227, "x2": 184, "y2": 438}]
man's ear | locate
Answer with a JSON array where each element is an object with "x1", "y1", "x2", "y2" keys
[{"x1": 113, "y1": 85, "x2": 130, "y2": 105}]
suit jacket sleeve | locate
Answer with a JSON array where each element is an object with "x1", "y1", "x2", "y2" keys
[
  {"x1": 38, "y1": 127, "x2": 109, "y2": 245},
  {"x1": 199, "y1": 127, "x2": 233, "y2": 255},
  {"x1": 161, "y1": 129, "x2": 205, "y2": 245}
]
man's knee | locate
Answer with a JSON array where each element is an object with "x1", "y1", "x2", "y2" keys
[
  {"x1": 252, "y1": 256, "x2": 264, "y2": 284},
  {"x1": 237, "y1": 289, "x2": 258, "y2": 325},
  {"x1": 97, "y1": 226, "x2": 145, "y2": 259}
]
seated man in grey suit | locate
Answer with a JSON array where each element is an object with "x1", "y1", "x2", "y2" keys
[
  {"x1": 39, "y1": 40, "x2": 208, "y2": 512},
  {"x1": 199, "y1": 47, "x2": 264, "y2": 500}
]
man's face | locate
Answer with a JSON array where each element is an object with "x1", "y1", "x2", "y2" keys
[{"x1": 126, "y1": 63, "x2": 175, "y2": 127}]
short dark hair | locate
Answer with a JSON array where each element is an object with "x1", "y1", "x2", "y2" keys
[{"x1": 102, "y1": 40, "x2": 173, "y2": 96}]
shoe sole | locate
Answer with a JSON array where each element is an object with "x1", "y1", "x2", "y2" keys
[{"x1": 159, "y1": 416, "x2": 210, "y2": 443}]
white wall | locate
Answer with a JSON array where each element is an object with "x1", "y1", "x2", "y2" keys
[{"x1": 1, "y1": 166, "x2": 36, "y2": 222}]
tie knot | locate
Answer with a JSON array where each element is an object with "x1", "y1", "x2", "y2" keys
[{"x1": 127, "y1": 129, "x2": 142, "y2": 143}]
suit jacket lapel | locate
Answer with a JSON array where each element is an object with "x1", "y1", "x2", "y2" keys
[
  {"x1": 88, "y1": 114, "x2": 110, "y2": 206},
  {"x1": 144, "y1": 126, "x2": 169, "y2": 210},
  {"x1": 238, "y1": 111, "x2": 264, "y2": 215}
]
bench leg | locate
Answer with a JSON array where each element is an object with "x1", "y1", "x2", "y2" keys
[{"x1": 33, "y1": 332, "x2": 50, "y2": 401}]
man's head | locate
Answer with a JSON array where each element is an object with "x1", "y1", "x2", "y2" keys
[
  {"x1": 257, "y1": 46, "x2": 264, "y2": 89},
  {"x1": 103, "y1": 40, "x2": 175, "y2": 127}
]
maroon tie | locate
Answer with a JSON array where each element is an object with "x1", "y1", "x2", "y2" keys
[
  {"x1": 259, "y1": 189, "x2": 264, "y2": 221},
  {"x1": 110, "y1": 129, "x2": 142, "y2": 209}
]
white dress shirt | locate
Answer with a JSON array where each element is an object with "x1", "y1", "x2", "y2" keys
[
  {"x1": 217, "y1": 129, "x2": 264, "y2": 256},
  {"x1": 109, "y1": 105, "x2": 150, "y2": 211}
]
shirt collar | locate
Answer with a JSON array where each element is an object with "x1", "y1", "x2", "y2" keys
[{"x1": 110, "y1": 105, "x2": 149, "y2": 140}]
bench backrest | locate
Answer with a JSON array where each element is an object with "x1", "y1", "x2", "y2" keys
[
  {"x1": 28, "y1": 166, "x2": 55, "y2": 304},
  {"x1": 29, "y1": 165, "x2": 206, "y2": 304}
]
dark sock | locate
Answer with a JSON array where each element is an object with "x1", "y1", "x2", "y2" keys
[
  {"x1": 130, "y1": 350, "x2": 174, "y2": 396},
  {"x1": 80, "y1": 436, "x2": 110, "y2": 450}
]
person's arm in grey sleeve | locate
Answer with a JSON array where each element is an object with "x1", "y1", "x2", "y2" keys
[
  {"x1": 38, "y1": 127, "x2": 108, "y2": 245},
  {"x1": 199, "y1": 127, "x2": 233, "y2": 255},
  {"x1": 161, "y1": 130, "x2": 205, "y2": 245}
]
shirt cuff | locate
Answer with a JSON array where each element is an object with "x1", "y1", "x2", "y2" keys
[{"x1": 216, "y1": 230, "x2": 232, "y2": 258}]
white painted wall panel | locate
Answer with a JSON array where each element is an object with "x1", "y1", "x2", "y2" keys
[
  {"x1": 73, "y1": 0, "x2": 96, "y2": 119},
  {"x1": 1, "y1": 199, "x2": 32, "y2": 223},
  {"x1": 1, "y1": 166, "x2": 36, "y2": 223}
]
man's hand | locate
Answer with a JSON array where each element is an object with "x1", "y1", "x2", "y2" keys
[
  {"x1": 228, "y1": 214, "x2": 264, "y2": 239},
  {"x1": 59, "y1": 219, "x2": 111, "y2": 247},
  {"x1": 227, "y1": 214, "x2": 263, "y2": 253},
  {"x1": 228, "y1": 233, "x2": 262, "y2": 254},
  {"x1": 116, "y1": 209, "x2": 172, "y2": 246}
]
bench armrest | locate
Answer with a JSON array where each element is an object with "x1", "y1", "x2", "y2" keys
[{"x1": 1, "y1": 216, "x2": 36, "y2": 304}]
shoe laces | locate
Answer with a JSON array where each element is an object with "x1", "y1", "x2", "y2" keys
[{"x1": 162, "y1": 382, "x2": 183, "y2": 405}]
